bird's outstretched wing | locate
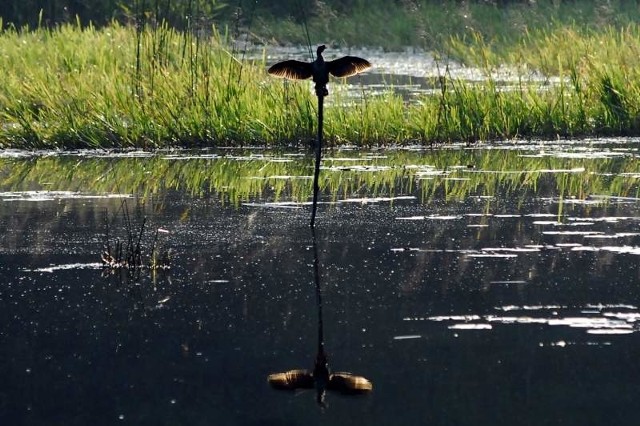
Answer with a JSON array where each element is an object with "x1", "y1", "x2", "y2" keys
[
  {"x1": 327, "y1": 372, "x2": 373, "y2": 393},
  {"x1": 268, "y1": 369, "x2": 314, "y2": 390},
  {"x1": 267, "y1": 60, "x2": 313, "y2": 80},
  {"x1": 327, "y1": 56, "x2": 372, "y2": 78}
]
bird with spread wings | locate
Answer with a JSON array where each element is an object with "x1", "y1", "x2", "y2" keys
[{"x1": 268, "y1": 45, "x2": 371, "y2": 96}]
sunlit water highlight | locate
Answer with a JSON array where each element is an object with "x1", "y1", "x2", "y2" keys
[{"x1": 407, "y1": 304, "x2": 640, "y2": 338}]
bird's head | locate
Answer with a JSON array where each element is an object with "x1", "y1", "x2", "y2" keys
[{"x1": 316, "y1": 45, "x2": 326, "y2": 56}]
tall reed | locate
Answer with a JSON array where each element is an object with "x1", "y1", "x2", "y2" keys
[{"x1": 4, "y1": 17, "x2": 640, "y2": 147}]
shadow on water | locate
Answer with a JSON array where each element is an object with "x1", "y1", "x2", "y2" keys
[{"x1": 267, "y1": 229, "x2": 372, "y2": 406}]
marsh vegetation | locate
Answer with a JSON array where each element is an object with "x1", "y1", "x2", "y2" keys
[{"x1": 2, "y1": 1, "x2": 640, "y2": 147}]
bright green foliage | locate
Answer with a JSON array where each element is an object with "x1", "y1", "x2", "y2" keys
[
  {"x1": 4, "y1": 14, "x2": 640, "y2": 147},
  {"x1": 0, "y1": 22, "x2": 318, "y2": 148}
]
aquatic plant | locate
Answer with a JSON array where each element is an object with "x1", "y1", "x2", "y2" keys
[
  {"x1": 0, "y1": 21, "x2": 312, "y2": 148},
  {"x1": 102, "y1": 199, "x2": 171, "y2": 273}
]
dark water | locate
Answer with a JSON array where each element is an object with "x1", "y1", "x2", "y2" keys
[{"x1": 1, "y1": 144, "x2": 640, "y2": 425}]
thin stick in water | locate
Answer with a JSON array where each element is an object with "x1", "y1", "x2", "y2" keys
[{"x1": 310, "y1": 93, "x2": 324, "y2": 228}]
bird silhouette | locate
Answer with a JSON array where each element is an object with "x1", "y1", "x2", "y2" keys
[
  {"x1": 267, "y1": 45, "x2": 371, "y2": 227},
  {"x1": 268, "y1": 45, "x2": 371, "y2": 96}
]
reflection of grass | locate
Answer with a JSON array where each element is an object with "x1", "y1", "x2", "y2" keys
[
  {"x1": 1, "y1": 149, "x2": 638, "y2": 206},
  {"x1": 5, "y1": 18, "x2": 640, "y2": 147}
]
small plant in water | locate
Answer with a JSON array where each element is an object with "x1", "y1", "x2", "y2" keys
[{"x1": 101, "y1": 199, "x2": 171, "y2": 273}]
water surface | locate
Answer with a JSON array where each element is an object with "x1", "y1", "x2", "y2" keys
[{"x1": 1, "y1": 140, "x2": 640, "y2": 425}]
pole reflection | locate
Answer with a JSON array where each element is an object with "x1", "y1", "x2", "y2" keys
[{"x1": 267, "y1": 229, "x2": 373, "y2": 406}]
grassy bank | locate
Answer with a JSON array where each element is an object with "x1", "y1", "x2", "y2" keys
[
  {"x1": 0, "y1": 22, "x2": 316, "y2": 148},
  {"x1": 3, "y1": 14, "x2": 640, "y2": 147}
]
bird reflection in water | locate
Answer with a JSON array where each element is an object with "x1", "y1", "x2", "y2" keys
[{"x1": 267, "y1": 230, "x2": 373, "y2": 405}]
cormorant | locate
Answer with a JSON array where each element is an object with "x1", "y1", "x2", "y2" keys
[{"x1": 268, "y1": 45, "x2": 371, "y2": 96}]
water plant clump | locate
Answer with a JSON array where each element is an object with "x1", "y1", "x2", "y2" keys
[{"x1": 101, "y1": 199, "x2": 171, "y2": 273}]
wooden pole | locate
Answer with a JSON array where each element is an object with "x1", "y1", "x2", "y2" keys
[{"x1": 310, "y1": 93, "x2": 324, "y2": 228}]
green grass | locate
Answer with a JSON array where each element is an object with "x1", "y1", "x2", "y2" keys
[
  {"x1": 4, "y1": 5, "x2": 640, "y2": 148},
  {"x1": 0, "y1": 22, "x2": 320, "y2": 148},
  {"x1": 254, "y1": 0, "x2": 640, "y2": 52}
]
